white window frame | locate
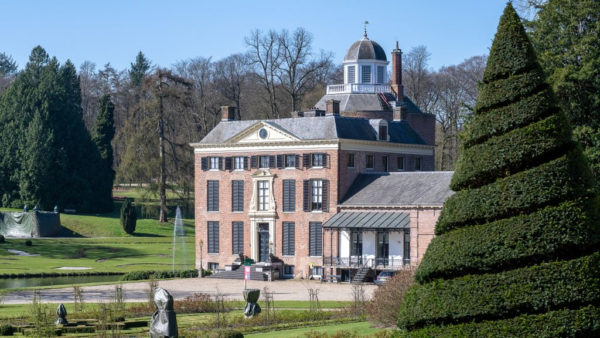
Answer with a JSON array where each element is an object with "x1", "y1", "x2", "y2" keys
[
  {"x1": 311, "y1": 179, "x2": 323, "y2": 211},
  {"x1": 234, "y1": 156, "x2": 245, "y2": 170},
  {"x1": 285, "y1": 154, "x2": 296, "y2": 168},
  {"x1": 257, "y1": 180, "x2": 269, "y2": 211},
  {"x1": 312, "y1": 153, "x2": 324, "y2": 168},
  {"x1": 361, "y1": 65, "x2": 371, "y2": 83},
  {"x1": 209, "y1": 157, "x2": 219, "y2": 170},
  {"x1": 259, "y1": 156, "x2": 270, "y2": 168}
]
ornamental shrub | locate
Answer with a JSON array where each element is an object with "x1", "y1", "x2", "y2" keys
[
  {"x1": 398, "y1": 3, "x2": 600, "y2": 335},
  {"x1": 0, "y1": 235, "x2": 5, "y2": 243},
  {"x1": 120, "y1": 198, "x2": 137, "y2": 235}
]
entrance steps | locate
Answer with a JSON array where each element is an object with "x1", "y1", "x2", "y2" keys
[
  {"x1": 207, "y1": 265, "x2": 268, "y2": 281},
  {"x1": 352, "y1": 266, "x2": 371, "y2": 283}
]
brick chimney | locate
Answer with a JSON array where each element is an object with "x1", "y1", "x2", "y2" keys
[
  {"x1": 391, "y1": 41, "x2": 404, "y2": 102},
  {"x1": 221, "y1": 106, "x2": 236, "y2": 121},
  {"x1": 325, "y1": 99, "x2": 340, "y2": 116}
]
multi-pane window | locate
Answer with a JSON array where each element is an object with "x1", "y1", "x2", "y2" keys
[
  {"x1": 207, "y1": 180, "x2": 219, "y2": 211},
  {"x1": 208, "y1": 262, "x2": 219, "y2": 271},
  {"x1": 284, "y1": 265, "x2": 294, "y2": 275},
  {"x1": 350, "y1": 231, "x2": 363, "y2": 256},
  {"x1": 309, "y1": 222, "x2": 323, "y2": 256},
  {"x1": 209, "y1": 157, "x2": 220, "y2": 170},
  {"x1": 361, "y1": 65, "x2": 371, "y2": 83},
  {"x1": 258, "y1": 181, "x2": 269, "y2": 211},
  {"x1": 282, "y1": 179, "x2": 296, "y2": 212},
  {"x1": 414, "y1": 157, "x2": 422, "y2": 171},
  {"x1": 312, "y1": 153, "x2": 324, "y2": 167},
  {"x1": 207, "y1": 221, "x2": 219, "y2": 254},
  {"x1": 232, "y1": 180, "x2": 244, "y2": 212},
  {"x1": 377, "y1": 66, "x2": 385, "y2": 84},
  {"x1": 397, "y1": 156, "x2": 405, "y2": 171},
  {"x1": 234, "y1": 156, "x2": 245, "y2": 170},
  {"x1": 259, "y1": 156, "x2": 270, "y2": 168},
  {"x1": 232, "y1": 221, "x2": 244, "y2": 254},
  {"x1": 366, "y1": 155, "x2": 374, "y2": 169},
  {"x1": 311, "y1": 180, "x2": 323, "y2": 210},
  {"x1": 303, "y1": 179, "x2": 328, "y2": 212},
  {"x1": 285, "y1": 154, "x2": 296, "y2": 168},
  {"x1": 347, "y1": 65, "x2": 355, "y2": 84},
  {"x1": 282, "y1": 222, "x2": 295, "y2": 256},
  {"x1": 347, "y1": 153, "x2": 355, "y2": 168}
]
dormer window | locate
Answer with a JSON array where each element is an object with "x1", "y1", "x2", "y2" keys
[{"x1": 379, "y1": 125, "x2": 388, "y2": 141}]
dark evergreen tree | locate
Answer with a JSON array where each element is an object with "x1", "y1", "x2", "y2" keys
[
  {"x1": 129, "y1": 51, "x2": 151, "y2": 87},
  {"x1": 0, "y1": 46, "x2": 113, "y2": 212},
  {"x1": 120, "y1": 198, "x2": 137, "y2": 235},
  {"x1": 0, "y1": 52, "x2": 17, "y2": 76},
  {"x1": 398, "y1": 4, "x2": 600, "y2": 336},
  {"x1": 92, "y1": 94, "x2": 116, "y2": 209},
  {"x1": 527, "y1": 0, "x2": 600, "y2": 192}
]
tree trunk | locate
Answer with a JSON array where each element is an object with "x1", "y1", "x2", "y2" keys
[{"x1": 158, "y1": 86, "x2": 167, "y2": 223}]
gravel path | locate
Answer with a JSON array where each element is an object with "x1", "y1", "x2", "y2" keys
[{"x1": 2, "y1": 278, "x2": 377, "y2": 305}]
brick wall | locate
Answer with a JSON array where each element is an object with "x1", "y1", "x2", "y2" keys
[{"x1": 195, "y1": 149, "x2": 339, "y2": 279}]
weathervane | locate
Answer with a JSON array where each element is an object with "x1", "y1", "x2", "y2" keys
[{"x1": 364, "y1": 20, "x2": 369, "y2": 38}]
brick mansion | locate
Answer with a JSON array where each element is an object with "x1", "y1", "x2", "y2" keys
[{"x1": 191, "y1": 33, "x2": 453, "y2": 282}]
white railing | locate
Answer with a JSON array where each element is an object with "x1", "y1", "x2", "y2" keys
[{"x1": 326, "y1": 83, "x2": 391, "y2": 94}]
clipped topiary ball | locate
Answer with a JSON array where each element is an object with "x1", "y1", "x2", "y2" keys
[{"x1": 25, "y1": 240, "x2": 32, "y2": 246}]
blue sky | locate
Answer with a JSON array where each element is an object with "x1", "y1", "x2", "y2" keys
[{"x1": 2, "y1": 0, "x2": 507, "y2": 72}]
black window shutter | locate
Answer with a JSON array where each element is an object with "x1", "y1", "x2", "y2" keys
[
  {"x1": 250, "y1": 156, "x2": 257, "y2": 168},
  {"x1": 207, "y1": 181, "x2": 219, "y2": 211},
  {"x1": 218, "y1": 157, "x2": 223, "y2": 170},
  {"x1": 244, "y1": 157, "x2": 249, "y2": 170},
  {"x1": 232, "y1": 222, "x2": 243, "y2": 254},
  {"x1": 322, "y1": 153, "x2": 328, "y2": 168},
  {"x1": 322, "y1": 180, "x2": 329, "y2": 212},
  {"x1": 282, "y1": 222, "x2": 288, "y2": 255},
  {"x1": 208, "y1": 221, "x2": 219, "y2": 253},
  {"x1": 303, "y1": 180, "x2": 310, "y2": 212},
  {"x1": 295, "y1": 154, "x2": 300, "y2": 169},
  {"x1": 201, "y1": 157, "x2": 208, "y2": 171},
  {"x1": 225, "y1": 157, "x2": 232, "y2": 171},
  {"x1": 269, "y1": 155, "x2": 276, "y2": 168},
  {"x1": 303, "y1": 154, "x2": 310, "y2": 168},
  {"x1": 283, "y1": 180, "x2": 296, "y2": 212},
  {"x1": 277, "y1": 154, "x2": 284, "y2": 169},
  {"x1": 289, "y1": 223, "x2": 295, "y2": 255}
]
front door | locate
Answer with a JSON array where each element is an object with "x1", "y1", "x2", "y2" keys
[
  {"x1": 258, "y1": 223, "x2": 269, "y2": 262},
  {"x1": 377, "y1": 232, "x2": 389, "y2": 266}
]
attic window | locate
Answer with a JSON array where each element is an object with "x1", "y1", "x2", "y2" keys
[
  {"x1": 361, "y1": 65, "x2": 371, "y2": 83},
  {"x1": 379, "y1": 125, "x2": 388, "y2": 141},
  {"x1": 377, "y1": 66, "x2": 385, "y2": 84}
]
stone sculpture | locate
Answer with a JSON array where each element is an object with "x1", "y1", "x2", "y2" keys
[
  {"x1": 243, "y1": 288, "x2": 261, "y2": 318},
  {"x1": 149, "y1": 288, "x2": 178, "y2": 337},
  {"x1": 55, "y1": 303, "x2": 68, "y2": 325}
]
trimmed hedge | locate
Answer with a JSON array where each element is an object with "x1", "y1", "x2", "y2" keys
[
  {"x1": 462, "y1": 89, "x2": 555, "y2": 148},
  {"x1": 475, "y1": 70, "x2": 546, "y2": 113},
  {"x1": 416, "y1": 198, "x2": 600, "y2": 283},
  {"x1": 120, "y1": 269, "x2": 198, "y2": 281},
  {"x1": 404, "y1": 304, "x2": 600, "y2": 338},
  {"x1": 436, "y1": 149, "x2": 593, "y2": 235},
  {"x1": 451, "y1": 113, "x2": 572, "y2": 191},
  {"x1": 480, "y1": 4, "x2": 539, "y2": 83},
  {"x1": 398, "y1": 251, "x2": 600, "y2": 330}
]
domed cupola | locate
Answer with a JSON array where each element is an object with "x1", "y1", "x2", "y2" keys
[{"x1": 342, "y1": 30, "x2": 389, "y2": 85}]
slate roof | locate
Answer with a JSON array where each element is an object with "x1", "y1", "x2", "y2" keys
[
  {"x1": 323, "y1": 211, "x2": 410, "y2": 229},
  {"x1": 198, "y1": 116, "x2": 427, "y2": 145},
  {"x1": 314, "y1": 94, "x2": 424, "y2": 115},
  {"x1": 344, "y1": 38, "x2": 387, "y2": 61},
  {"x1": 341, "y1": 172, "x2": 455, "y2": 207}
]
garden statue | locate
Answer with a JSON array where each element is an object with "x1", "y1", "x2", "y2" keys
[
  {"x1": 23, "y1": 205, "x2": 28, "y2": 212},
  {"x1": 55, "y1": 303, "x2": 67, "y2": 325},
  {"x1": 243, "y1": 289, "x2": 261, "y2": 318},
  {"x1": 149, "y1": 288, "x2": 178, "y2": 337}
]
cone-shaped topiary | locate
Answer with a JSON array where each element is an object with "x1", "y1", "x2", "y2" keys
[
  {"x1": 120, "y1": 198, "x2": 137, "y2": 235},
  {"x1": 397, "y1": 4, "x2": 600, "y2": 336}
]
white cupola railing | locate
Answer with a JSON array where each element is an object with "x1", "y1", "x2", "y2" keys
[{"x1": 326, "y1": 83, "x2": 391, "y2": 94}]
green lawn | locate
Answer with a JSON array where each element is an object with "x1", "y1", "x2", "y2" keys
[{"x1": 245, "y1": 321, "x2": 387, "y2": 337}]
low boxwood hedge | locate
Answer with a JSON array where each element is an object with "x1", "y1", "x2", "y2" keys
[
  {"x1": 475, "y1": 71, "x2": 546, "y2": 113},
  {"x1": 462, "y1": 89, "x2": 555, "y2": 148},
  {"x1": 436, "y1": 149, "x2": 593, "y2": 235},
  {"x1": 120, "y1": 269, "x2": 198, "y2": 281},
  {"x1": 403, "y1": 304, "x2": 600, "y2": 338},
  {"x1": 451, "y1": 113, "x2": 572, "y2": 191},
  {"x1": 398, "y1": 251, "x2": 600, "y2": 330},
  {"x1": 416, "y1": 198, "x2": 600, "y2": 283}
]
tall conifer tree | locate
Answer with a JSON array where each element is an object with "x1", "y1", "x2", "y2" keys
[
  {"x1": 0, "y1": 47, "x2": 113, "y2": 211},
  {"x1": 398, "y1": 4, "x2": 600, "y2": 336}
]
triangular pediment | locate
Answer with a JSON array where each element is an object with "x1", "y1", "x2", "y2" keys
[{"x1": 226, "y1": 121, "x2": 300, "y2": 144}]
